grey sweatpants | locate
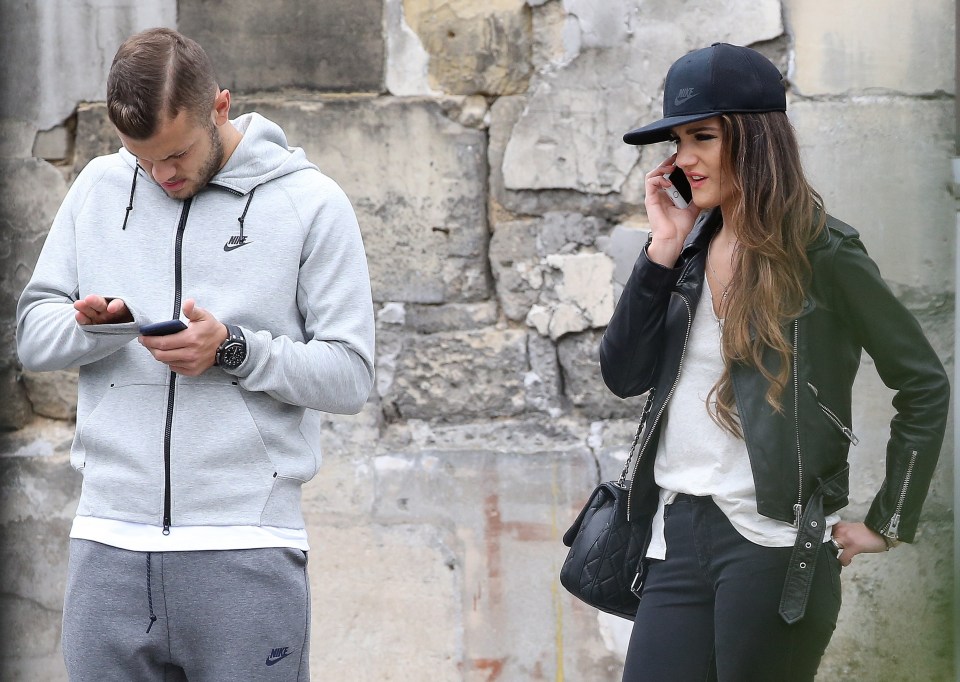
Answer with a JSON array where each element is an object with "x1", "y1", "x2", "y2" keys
[{"x1": 62, "y1": 539, "x2": 311, "y2": 681}]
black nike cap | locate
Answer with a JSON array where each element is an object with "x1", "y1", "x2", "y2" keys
[{"x1": 623, "y1": 43, "x2": 787, "y2": 146}]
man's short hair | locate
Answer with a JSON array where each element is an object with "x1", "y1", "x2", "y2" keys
[{"x1": 107, "y1": 28, "x2": 218, "y2": 140}]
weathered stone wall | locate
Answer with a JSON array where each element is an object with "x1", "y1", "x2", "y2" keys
[{"x1": 1, "y1": 1, "x2": 954, "y2": 680}]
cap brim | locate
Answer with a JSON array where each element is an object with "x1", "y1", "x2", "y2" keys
[{"x1": 623, "y1": 111, "x2": 720, "y2": 145}]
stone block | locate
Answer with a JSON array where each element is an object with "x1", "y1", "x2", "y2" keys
[
  {"x1": 787, "y1": 0, "x2": 954, "y2": 95},
  {"x1": 32, "y1": 124, "x2": 72, "y2": 162},
  {"x1": 525, "y1": 332, "x2": 563, "y2": 416},
  {"x1": 21, "y1": 370, "x2": 78, "y2": 421},
  {"x1": 0, "y1": 119, "x2": 38, "y2": 159},
  {"x1": 597, "y1": 223, "x2": 649, "y2": 295},
  {"x1": 0, "y1": 365, "x2": 31, "y2": 431},
  {"x1": 381, "y1": 328, "x2": 530, "y2": 420},
  {"x1": 0, "y1": 419, "x2": 76, "y2": 462},
  {"x1": 178, "y1": 0, "x2": 384, "y2": 93},
  {"x1": 557, "y1": 330, "x2": 638, "y2": 419},
  {"x1": 501, "y1": 0, "x2": 782, "y2": 195},
  {"x1": 0, "y1": 159, "x2": 69, "y2": 336},
  {"x1": 300, "y1": 406, "x2": 382, "y2": 518},
  {"x1": 72, "y1": 104, "x2": 120, "y2": 180},
  {"x1": 233, "y1": 96, "x2": 490, "y2": 304},
  {"x1": 400, "y1": 0, "x2": 532, "y2": 96},
  {"x1": 0, "y1": 452, "x2": 78, "y2": 681},
  {"x1": 490, "y1": 212, "x2": 609, "y2": 325},
  {"x1": 306, "y1": 523, "x2": 462, "y2": 680},
  {"x1": 488, "y1": 95, "x2": 624, "y2": 217},
  {"x1": 528, "y1": 252, "x2": 614, "y2": 339},
  {"x1": 789, "y1": 98, "x2": 954, "y2": 292},
  {"x1": 384, "y1": 0, "x2": 436, "y2": 96},
  {"x1": 365, "y1": 446, "x2": 617, "y2": 680},
  {"x1": 0, "y1": 158, "x2": 69, "y2": 427},
  {"x1": 402, "y1": 302, "x2": 499, "y2": 333},
  {"x1": 377, "y1": 415, "x2": 590, "y2": 455},
  {"x1": 489, "y1": 218, "x2": 541, "y2": 321},
  {"x1": 0, "y1": 0, "x2": 176, "y2": 130}
]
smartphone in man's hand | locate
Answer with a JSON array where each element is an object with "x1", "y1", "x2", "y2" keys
[{"x1": 140, "y1": 320, "x2": 187, "y2": 336}]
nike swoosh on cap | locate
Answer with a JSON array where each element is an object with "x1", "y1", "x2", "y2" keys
[{"x1": 674, "y1": 91, "x2": 700, "y2": 106}]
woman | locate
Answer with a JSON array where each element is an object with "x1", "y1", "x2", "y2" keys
[{"x1": 600, "y1": 43, "x2": 949, "y2": 681}]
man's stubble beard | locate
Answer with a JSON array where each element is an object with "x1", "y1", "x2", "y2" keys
[{"x1": 167, "y1": 121, "x2": 225, "y2": 200}]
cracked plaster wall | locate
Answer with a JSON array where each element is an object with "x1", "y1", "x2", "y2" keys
[{"x1": 0, "y1": 1, "x2": 955, "y2": 680}]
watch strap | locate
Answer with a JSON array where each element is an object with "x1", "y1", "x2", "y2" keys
[{"x1": 215, "y1": 324, "x2": 246, "y2": 368}]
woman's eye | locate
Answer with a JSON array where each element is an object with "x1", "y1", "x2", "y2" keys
[{"x1": 695, "y1": 134, "x2": 716, "y2": 142}]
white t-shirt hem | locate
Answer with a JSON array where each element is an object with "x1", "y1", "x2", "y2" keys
[{"x1": 69, "y1": 516, "x2": 310, "y2": 552}]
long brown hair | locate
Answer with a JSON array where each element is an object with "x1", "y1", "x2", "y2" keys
[
  {"x1": 107, "y1": 28, "x2": 218, "y2": 139},
  {"x1": 707, "y1": 111, "x2": 826, "y2": 437}
]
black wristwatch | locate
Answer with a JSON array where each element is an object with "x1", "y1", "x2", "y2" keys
[{"x1": 215, "y1": 324, "x2": 247, "y2": 370}]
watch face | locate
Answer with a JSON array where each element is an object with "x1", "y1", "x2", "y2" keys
[{"x1": 220, "y1": 341, "x2": 246, "y2": 369}]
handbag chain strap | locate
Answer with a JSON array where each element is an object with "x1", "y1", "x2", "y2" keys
[{"x1": 616, "y1": 387, "x2": 656, "y2": 488}]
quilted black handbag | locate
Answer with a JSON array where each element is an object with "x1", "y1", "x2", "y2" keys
[{"x1": 559, "y1": 392, "x2": 654, "y2": 620}]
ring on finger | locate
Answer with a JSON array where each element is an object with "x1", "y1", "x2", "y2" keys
[{"x1": 830, "y1": 537, "x2": 844, "y2": 559}]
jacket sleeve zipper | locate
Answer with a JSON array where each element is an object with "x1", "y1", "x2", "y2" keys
[
  {"x1": 627, "y1": 291, "x2": 693, "y2": 521},
  {"x1": 882, "y1": 449, "x2": 918, "y2": 540},
  {"x1": 806, "y1": 382, "x2": 860, "y2": 445}
]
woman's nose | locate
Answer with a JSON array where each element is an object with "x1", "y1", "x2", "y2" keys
[{"x1": 674, "y1": 145, "x2": 695, "y2": 170}]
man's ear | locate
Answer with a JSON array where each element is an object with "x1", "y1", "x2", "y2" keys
[{"x1": 212, "y1": 89, "x2": 231, "y2": 126}]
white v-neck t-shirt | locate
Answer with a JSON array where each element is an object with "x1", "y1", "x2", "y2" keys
[{"x1": 645, "y1": 276, "x2": 837, "y2": 559}]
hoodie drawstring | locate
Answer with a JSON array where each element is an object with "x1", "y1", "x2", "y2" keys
[
  {"x1": 121, "y1": 165, "x2": 140, "y2": 230},
  {"x1": 146, "y1": 552, "x2": 157, "y2": 633},
  {"x1": 120, "y1": 165, "x2": 258, "y2": 235},
  {"x1": 237, "y1": 186, "x2": 257, "y2": 241}
]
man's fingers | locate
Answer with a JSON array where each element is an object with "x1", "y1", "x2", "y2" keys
[
  {"x1": 182, "y1": 298, "x2": 206, "y2": 321},
  {"x1": 106, "y1": 298, "x2": 127, "y2": 315}
]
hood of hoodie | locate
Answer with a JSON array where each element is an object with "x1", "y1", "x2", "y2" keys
[{"x1": 118, "y1": 112, "x2": 318, "y2": 196}]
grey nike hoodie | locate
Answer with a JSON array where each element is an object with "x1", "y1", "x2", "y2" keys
[{"x1": 17, "y1": 112, "x2": 375, "y2": 531}]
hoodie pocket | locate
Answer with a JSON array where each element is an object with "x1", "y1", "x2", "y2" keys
[
  {"x1": 75, "y1": 383, "x2": 168, "y2": 519},
  {"x1": 167, "y1": 379, "x2": 315, "y2": 526}
]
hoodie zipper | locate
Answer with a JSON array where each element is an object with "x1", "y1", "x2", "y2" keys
[
  {"x1": 882, "y1": 449, "x2": 918, "y2": 540},
  {"x1": 627, "y1": 290, "x2": 693, "y2": 521},
  {"x1": 162, "y1": 198, "x2": 192, "y2": 535}
]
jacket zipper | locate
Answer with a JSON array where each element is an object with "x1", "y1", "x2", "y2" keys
[
  {"x1": 627, "y1": 291, "x2": 693, "y2": 521},
  {"x1": 793, "y1": 320, "x2": 803, "y2": 527},
  {"x1": 162, "y1": 198, "x2": 192, "y2": 535},
  {"x1": 882, "y1": 449, "x2": 918, "y2": 539},
  {"x1": 806, "y1": 382, "x2": 859, "y2": 445}
]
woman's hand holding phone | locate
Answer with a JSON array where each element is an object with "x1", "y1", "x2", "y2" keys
[{"x1": 644, "y1": 154, "x2": 699, "y2": 268}]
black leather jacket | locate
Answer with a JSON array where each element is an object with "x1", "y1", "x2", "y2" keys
[{"x1": 600, "y1": 209, "x2": 949, "y2": 549}]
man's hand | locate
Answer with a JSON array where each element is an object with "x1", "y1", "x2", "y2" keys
[
  {"x1": 74, "y1": 295, "x2": 133, "y2": 325},
  {"x1": 139, "y1": 299, "x2": 229, "y2": 376}
]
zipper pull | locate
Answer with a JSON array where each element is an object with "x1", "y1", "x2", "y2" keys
[
  {"x1": 885, "y1": 513, "x2": 901, "y2": 539},
  {"x1": 793, "y1": 503, "x2": 802, "y2": 527},
  {"x1": 841, "y1": 426, "x2": 860, "y2": 446}
]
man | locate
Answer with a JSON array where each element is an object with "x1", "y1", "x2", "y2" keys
[{"x1": 17, "y1": 28, "x2": 375, "y2": 680}]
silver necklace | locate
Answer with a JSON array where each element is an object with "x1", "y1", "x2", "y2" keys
[{"x1": 706, "y1": 238, "x2": 734, "y2": 318}]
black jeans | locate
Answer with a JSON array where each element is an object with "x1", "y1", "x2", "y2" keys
[{"x1": 622, "y1": 494, "x2": 841, "y2": 682}]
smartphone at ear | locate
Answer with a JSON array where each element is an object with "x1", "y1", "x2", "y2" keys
[{"x1": 664, "y1": 167, "x2": 692, "y2": 209}]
